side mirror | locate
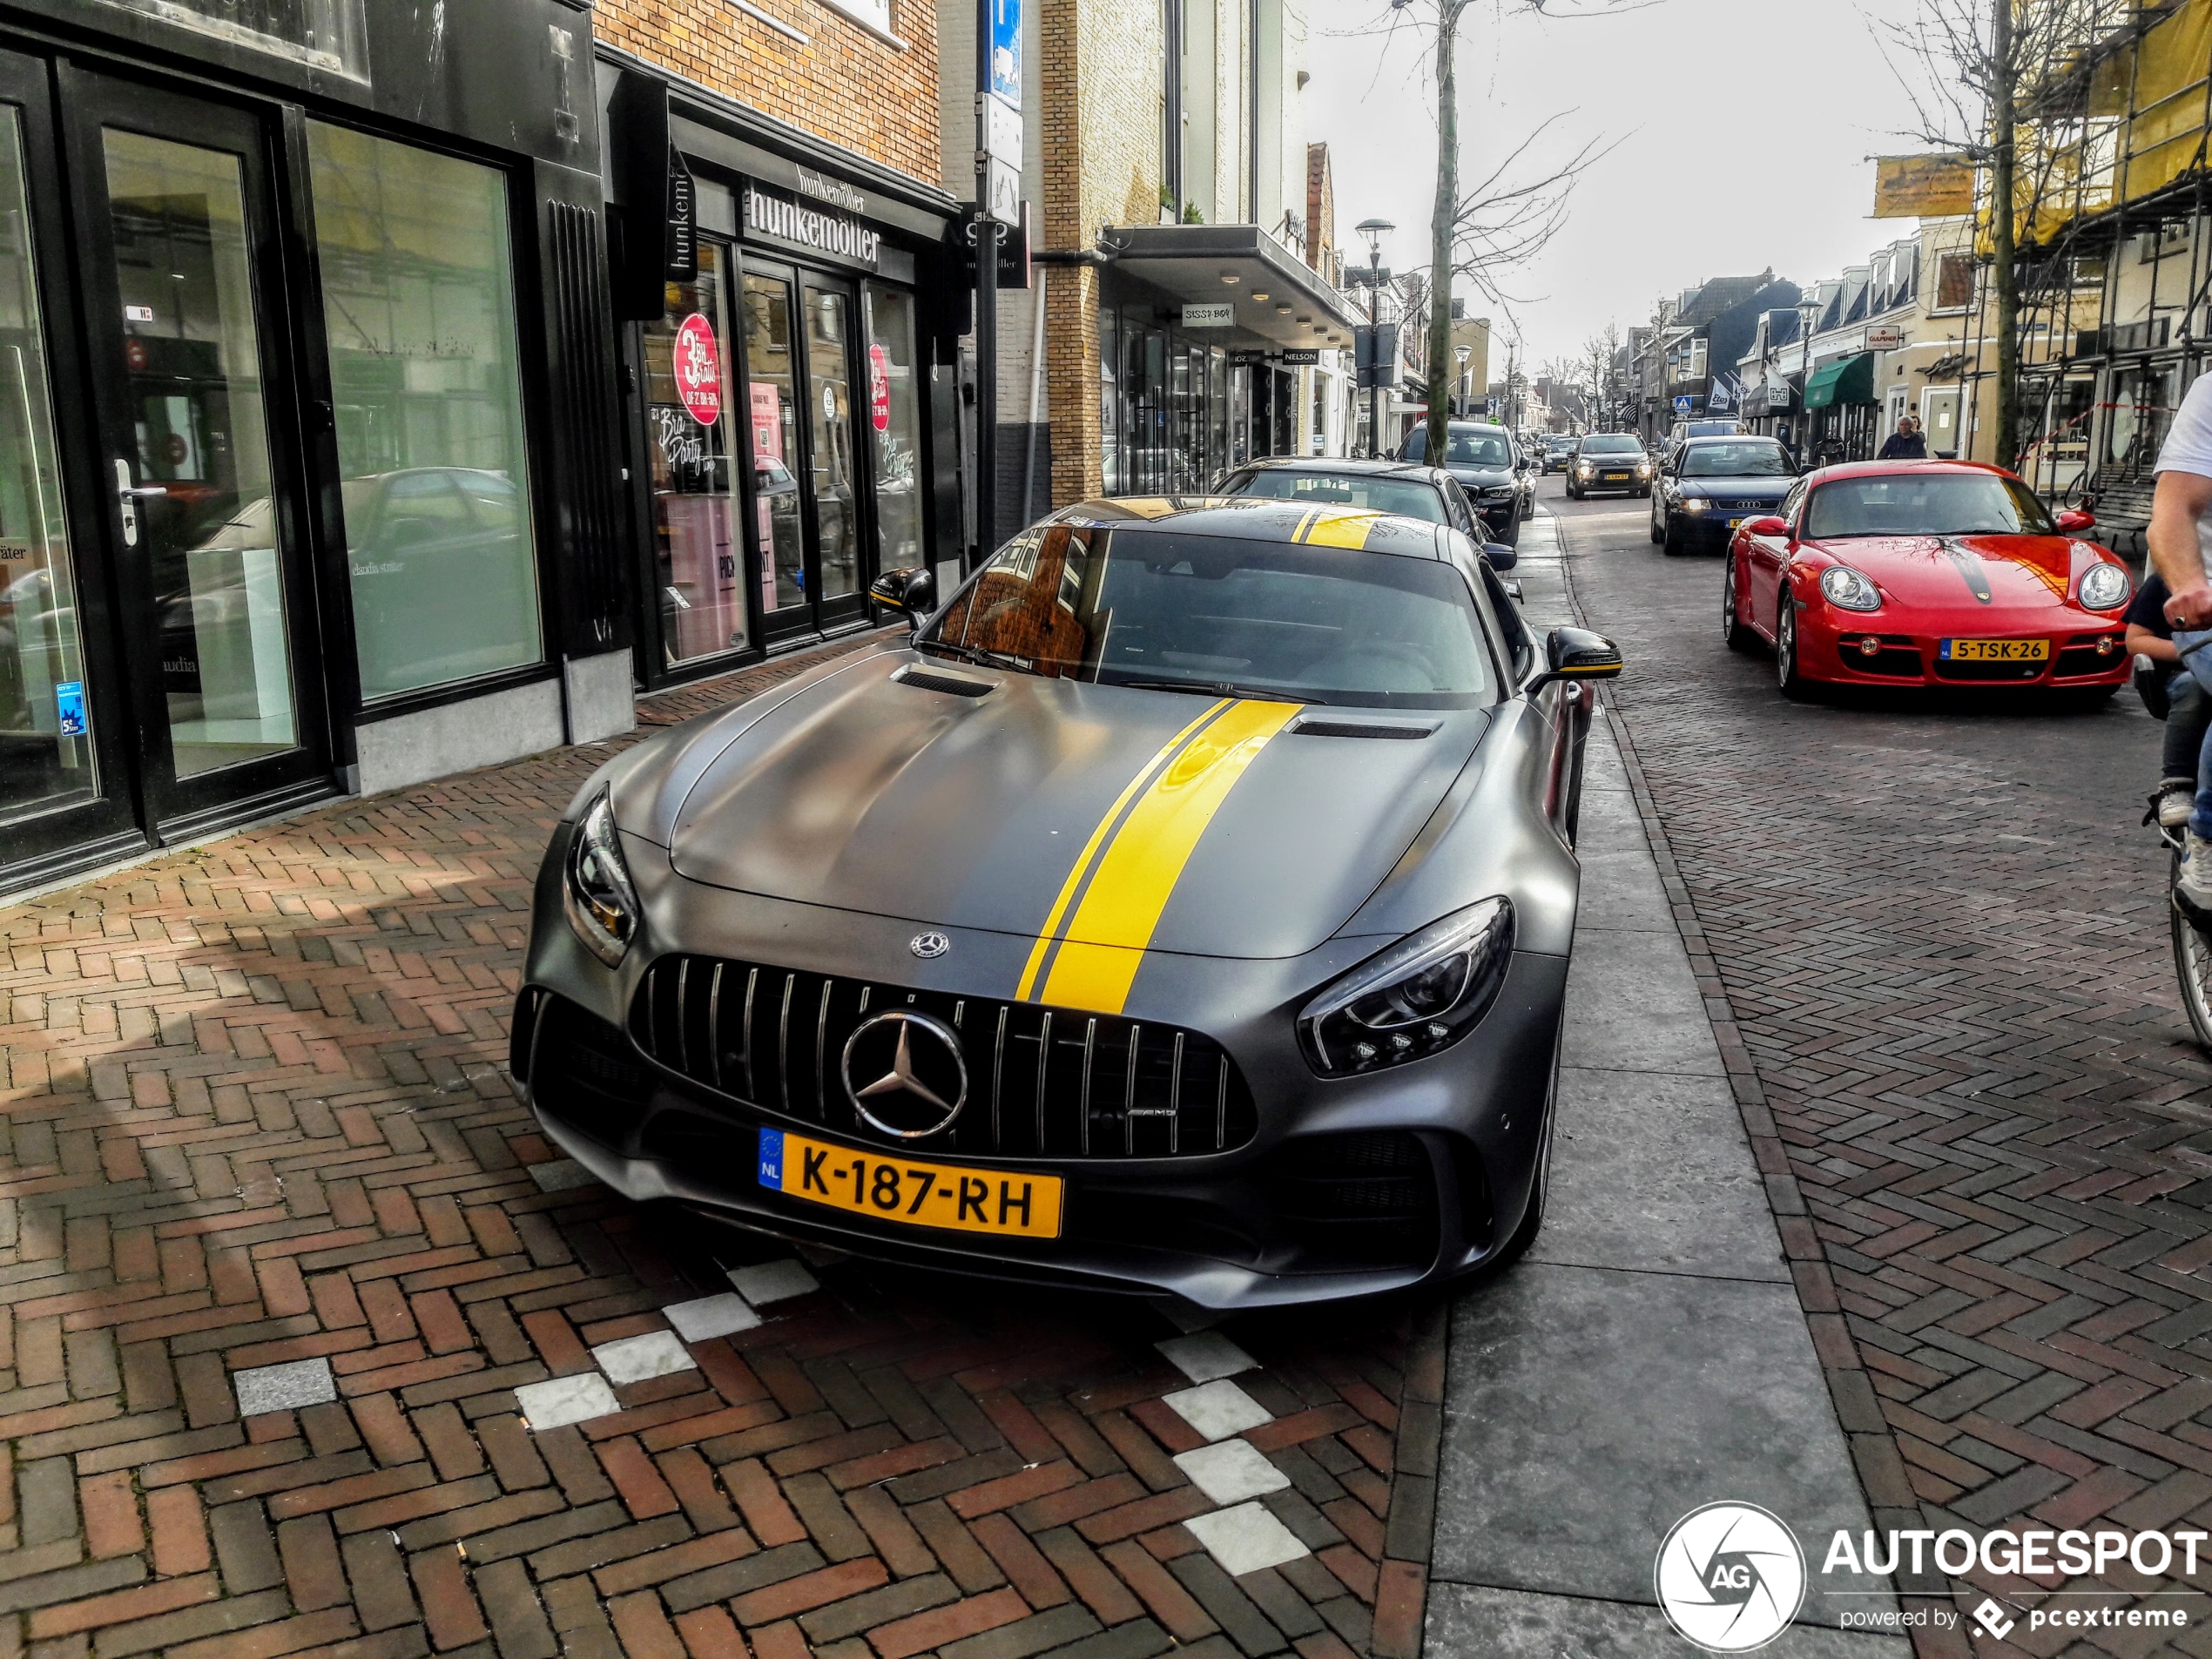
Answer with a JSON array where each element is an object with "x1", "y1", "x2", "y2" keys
[
  {"x1": 1742, "y1": 516, "x2": 1789, "y2": 539},
  {"x1": 1482, "y1": 542, "x2": 1518, "y2": 571},
  {"x1": 868, "y1": 565, "x2": 936, "y2": 621},
  {"x1": 1527, "y1": 625, "x2": 1623, "y2": 693},
  {"x1": 2056, "y1": 509, "x2": 2095, "y2": 534}
]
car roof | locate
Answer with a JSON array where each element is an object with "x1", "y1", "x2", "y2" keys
[
  {"x1": 1802, "y1": 458, "x2": 2016, "y2": 485},
  {"x1": 1681, "y1": 434, "x2": 1780, "y2": 446},
  {"x1": 1231, "y1": 457, "x2": 1452, "y2": 483},
  {"x1": 1056, "y1": 496, "x2": 1449, "y2": 557}
]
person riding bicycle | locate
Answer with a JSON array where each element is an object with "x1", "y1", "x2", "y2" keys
[
  {"x1": 2126, "y1": 569, "x2": 2212, "y2": 828},
  {"x1": 2148, "y1": 371, "x2": 2212, "y2": 908}
]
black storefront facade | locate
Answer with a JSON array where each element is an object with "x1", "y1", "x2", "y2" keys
[
  {"x1": 0, "y1": 0, "x2": 635, "y2": 898},
  {"x1": 595, "y1": 50, "x2": 967, "y2": 690}
]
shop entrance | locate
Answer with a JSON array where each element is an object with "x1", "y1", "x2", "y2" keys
[{"x1": 740, "y1": 260, "x2": 869, "y2": 644}]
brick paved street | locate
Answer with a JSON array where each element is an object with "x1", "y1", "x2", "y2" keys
[
  {"x1": 0, "y1": 634, "x2": 1438, "y2": 1659},
  {"x1": 1552, "y1": 483, "x2": 2212, "y2": 1656}
]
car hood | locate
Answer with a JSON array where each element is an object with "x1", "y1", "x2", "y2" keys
[
  {"x1": 1445, "y1": 466, "x2": 1514, "y2": 489},
  {"x1": 628, "y1": 651, "x2": 1490, "y2": 961},
  {"x1": 1809, "y1": 532, "x2": 2101, "y2": 610},
  {"x1": 1677, "y1": 477, "x2": 1791, "y2": 500}
]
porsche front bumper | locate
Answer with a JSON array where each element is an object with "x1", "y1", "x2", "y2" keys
[{"x1": 516, "y1": 824, "x2": 1567, "y2": 1308}]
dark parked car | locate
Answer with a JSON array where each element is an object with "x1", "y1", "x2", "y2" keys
[
  {"x1": 1651, "y1": 436, "x2": 1796, "y2": 555},
  {"x1": 1214, "y1": 456, "x2": 1484, "y2": 540},
  {"x1": 1396, "y1": 421, "x2": 1526, "y2": 544},
  {"x1": 1541, "y1": 435, "x2": 1575, "y2": 474},
  {"x1": 1565, "y1": 434, "x2": 1652, "y2": 500}
]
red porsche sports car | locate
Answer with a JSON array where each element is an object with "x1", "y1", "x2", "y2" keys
[{"x1": 1722, "y1": 460, "x2": 2134, "y2": 698}]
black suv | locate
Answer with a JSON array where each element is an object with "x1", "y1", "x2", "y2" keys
[
  {"x1": 1565, "y1": 434, "x2": 1653, "y2": 500},
  {"x1": 1396, "y1": 421, "x2": 1527, "y2": 544}
]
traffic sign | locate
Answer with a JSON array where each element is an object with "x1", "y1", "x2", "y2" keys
[
  {"x1": 984, "y1": 158, "x2": 1021, "y2": 226},
  {"x1": 1673, "y1": 395, "x2": 1694, "y2": 414}
]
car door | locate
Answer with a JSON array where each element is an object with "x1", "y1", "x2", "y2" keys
[{"x1": 1747, "y1": 478, "x2": 1806, "y2": 636}]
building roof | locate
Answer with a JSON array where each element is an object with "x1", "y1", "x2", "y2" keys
[{"x1": 1676, "y1": 270, "x2": 1779, "y2": 327}]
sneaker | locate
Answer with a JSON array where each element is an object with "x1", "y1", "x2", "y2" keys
[
  {"x1": 2161, "y1": 779, "x2": 2196, "y2": 829},
  {"x1": 2181, "y1": 830, "x2": 2212, "y2": 915}
]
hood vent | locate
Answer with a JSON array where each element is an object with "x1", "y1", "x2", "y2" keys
[
  {"x1": 894, "y1": 665, "x2": 997, "y2": 698},
  {"x1": 1290, "y1": 715, "x2": 1441, "y2": 740}
]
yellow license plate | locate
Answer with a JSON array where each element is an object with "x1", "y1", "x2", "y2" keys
[
  {"x1": 1941, "y1": 637, "x2": 2049, "y2": 663},
  {"x1": 1726, "y1": 517, "x2": 1745, "y2": 529},
  {"x1": 757, "y1": 1128, "x2": 1063, "y2": 1239}
]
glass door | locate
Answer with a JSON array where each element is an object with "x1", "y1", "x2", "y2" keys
[
  {"x1": 63, "y1": 72, "x2": 326, "y2": 833},
  {"x1": 0, "y1": 50, "x2": 138, "y2": 884},
  {"x1": 801, "y1": 275, "x2": 866, "y2": 630}
]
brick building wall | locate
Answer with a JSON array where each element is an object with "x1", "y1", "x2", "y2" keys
[{"x1": 597, "y1": 0, "x2": 943, "y2": 184}]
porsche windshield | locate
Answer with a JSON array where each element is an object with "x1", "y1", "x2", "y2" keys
[
  {"x1": 1803, "y1": 473, "x2": 2056, "y2": 538},
  {"x1": 922, "y1": 523, "x2": 1494, "y2": 706},
  {"x1": 1218, "y1": 469, "x2": 1449, "y2": 523}
]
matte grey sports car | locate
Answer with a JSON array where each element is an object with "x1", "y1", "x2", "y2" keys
[{"x1": 514, "y1": 497, "x2": 1621, "y2": 1307}]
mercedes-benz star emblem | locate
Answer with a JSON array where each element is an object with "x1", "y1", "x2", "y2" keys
[
  {"x1": 840, "y1": 1011, "x2": 968, "y2": 1140},
  {"x1": 909, "y1": 932, "x2": 950, "y2": 959}
]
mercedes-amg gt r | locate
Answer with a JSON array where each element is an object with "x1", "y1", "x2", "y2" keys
[{"x1": 514, "y1": 497, "x2": 1620, "y2": 1306}]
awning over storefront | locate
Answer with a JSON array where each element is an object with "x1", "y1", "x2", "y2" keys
[
  {"x1": 1105, "y1": 224, "x2": 1361, "y2": 349},
  {"x1": 1804, "y1": 353, "x2": 1876, "y2": 409}
]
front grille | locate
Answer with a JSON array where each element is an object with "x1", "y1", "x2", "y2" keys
[
  {"x1": 520, "y1": 992, "x2": 652, "y2": 1150},
  {"x1": 628, "y1": 954, "x2": 1257, "y2": 1160},
  {"x1": 1933, "y1": 655, "x2": 2045, "y2": 682},
  {"x1": 1261, "y1": 1131, "x2": 1439, "y2": 1270}
]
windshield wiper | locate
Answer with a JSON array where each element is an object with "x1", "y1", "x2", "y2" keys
[
  {"x1": 1110, "y1": 677, "x2": 1323, "y2": 705},
  {"x1": 917, "y1": 639, "x2": 1032, "y2": 672}
]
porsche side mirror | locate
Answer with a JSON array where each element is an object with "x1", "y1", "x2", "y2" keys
[
  {"x1": 1483, "y1": 542, "x2": 1518, "y2": 571},
  {"x1": 2056, "y1": 508, "x2": 2095, "y2": 534},
  {"x1": 1742, "y1": 516, "x2": 1789, "y2": 538},
  {"x1": 868, "y1": 565, "x2": 936, "y2": 621},
  {"x1": 1527, "y1": 626, "x2": 1623, "y2": 693}
]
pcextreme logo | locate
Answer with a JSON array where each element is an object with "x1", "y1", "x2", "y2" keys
[{"x1": 1654, "y1": 1503, "x2": 1805, "y2": 1652}]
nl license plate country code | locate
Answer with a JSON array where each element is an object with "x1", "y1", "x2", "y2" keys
[{"x1": 757, "y1": 1128, "x2": 1064, "y2": 1238}]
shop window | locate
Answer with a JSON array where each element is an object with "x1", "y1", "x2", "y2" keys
[
  {"x1": 864, "y1": 286, "x2": 925, "y2": 572},
  {"x1": 0, "y1": 109, "x2": 93, "y2": 826},
  {"x1": 1934, "y1": 253, "x2": 1974, "y2": 312},
  {"x1": 743, "y1": 273, "x2": 806, "y2": 612},
  {"x1": 1098, "y1": 312, "x2": 1120, "y2": 494},
  {"x1": 307, "y1": 121, "x2": 541, "y2": 701},
  {"x1": 643, "y1": 243, "x2": 749, "y2": 667}
]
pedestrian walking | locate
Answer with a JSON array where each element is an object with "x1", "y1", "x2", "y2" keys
[{"x1": 1877, "y1": 415, "x2": 1928, "y2": 461}]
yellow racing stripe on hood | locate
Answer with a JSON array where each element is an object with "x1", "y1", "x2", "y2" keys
[
  {"x1": 1014, "y1": 699, "x2": 1231, "y2": 1001},
  {"x1": 1038, "y1": 699, "x2": 1305, "y2": 1014}
]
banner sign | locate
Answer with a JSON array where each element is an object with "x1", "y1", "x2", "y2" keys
[{"x1": 1873, "y1": 154, "x2": 1975, "y2": 219}]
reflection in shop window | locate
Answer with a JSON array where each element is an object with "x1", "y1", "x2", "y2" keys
[
  {"x1": 644, "y1": 245, "x2": 749, "y2": 666},
  {"x1": 0, "y1": 110, "x2": 92, "y2": 826},
  {"x1": 865, "y1": 285, "x2": 924, "y2": 572},
  {"x1": 743, "y1": 272, "x2": 806, "y2": 612},
  {"x1": 307, "y1": 122, "x2": 542, "y2": 700}
]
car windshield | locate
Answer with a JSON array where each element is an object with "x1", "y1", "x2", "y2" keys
[
  {"x1": 1803, "y1": 473, "x2": 2058, "y2": 538},
  {"x1": 1580, "y1": 435, "x2": 1642, "y2": 455},
  {"x1": 922, "y1": 522, "x2": 1494, "y2": 707},
  {"x1": 1220, "y1": 469, "x2": 1447, "y2": 523},
  {"x1": 1680, "y1": 442, "x2": 1791, "y2": 478},
  {"x1": 1403, "y1": 427, "x2": 1514, "y2": 467}
]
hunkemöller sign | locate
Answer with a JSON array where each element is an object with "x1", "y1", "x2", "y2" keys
[{"x1": 745, "y1": 186, "x2": 881, "y2": 267}]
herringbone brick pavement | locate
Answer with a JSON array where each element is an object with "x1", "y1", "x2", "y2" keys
[
  {"x1": 1559, "y1": 506, "x2": 2212, "y2": 1657},
  {"x1": 0, "y1": 634, "x2": 1440, "y2": 1659}
]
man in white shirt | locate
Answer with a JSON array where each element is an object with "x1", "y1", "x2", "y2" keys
[{"x1": 2149, "y1": 370, "x2": 2212, "y2": 907}]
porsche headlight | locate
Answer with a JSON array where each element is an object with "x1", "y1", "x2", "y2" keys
[
  {"x1": 2078, "y1": 561, "x2": 2130, "y2": 611},
  {"x1": 1299, "y1": 899, "x2": 1514, "y2": 1075},
  {"x1": 1681, "y1": 496, "x2": 1709, "y2": 513},
  {"x1": 564, "y1": 793, "x2": 640, "y2": 967},
  {"x1": 1818, "y1": 564, "x2": 1882, "y2": 611}
]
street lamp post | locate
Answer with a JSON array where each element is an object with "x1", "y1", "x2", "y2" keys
[
  {"x1": 1796, "y1": 297, "x2": 1821, "y2": 465},
  {"x1": 1355, "y1": 218, "x2": 1393, "y2": 457},
  {"x1": 1453, "y1": 344, "x2": 1471, "y2": 415}
]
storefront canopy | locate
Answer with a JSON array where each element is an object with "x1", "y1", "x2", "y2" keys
[
  {"x1": 1804, "y1": 353, "x2": 1876, "y2": 409},
  {"x1": 1106, "y1": 224, "x2": 1362, "y2": 349}
]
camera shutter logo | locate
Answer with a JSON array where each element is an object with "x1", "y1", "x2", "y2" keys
[{"x1": 1654, "y1": 1502, "x2": 1804, "y2": 1652}]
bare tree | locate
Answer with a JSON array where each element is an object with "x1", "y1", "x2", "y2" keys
[
  {"x1": 1871, "y1": 0, "x2": 2094, "y2": 467},
  {"x1": 1580, "y1": 322, "x2": 1622, "y2": 429}
]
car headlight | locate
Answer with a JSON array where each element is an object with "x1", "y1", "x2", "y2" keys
[
  {"x1": 1298, "y1": 899, "x2": 1514, "y2": 1076},
  {"x1": 1680, "y1": 496, "x2": 1708, "y2": 513},
  {"x1": 2078, "y1": 561, "x2": 2130, "y2": 611},
  {"x1": 1575, "y1": 462, "x2": 1593, "y2": 475},
  {"x1": 1635, "y1": 461, "x2": 1653, "y2": 476},
  {"x1": 564, "y1": 792, "x2": 640, "y2": 966},
  {"x1": 1818, "y1": 564, "x2": 1882, "y2": 611}
]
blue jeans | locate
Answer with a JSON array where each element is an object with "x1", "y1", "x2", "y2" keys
[{"x1": 2176, "y1": 630, "x2": 2212, "y2": 835}]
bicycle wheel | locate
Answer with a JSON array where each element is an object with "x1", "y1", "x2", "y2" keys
[{"x1": 2171, "y1": 853, "x2": 2212, "y2": 1049}]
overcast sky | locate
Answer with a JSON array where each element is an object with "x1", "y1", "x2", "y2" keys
[{"x1": 1306, "y1": 0, "x2": 1937, "y2": 374}]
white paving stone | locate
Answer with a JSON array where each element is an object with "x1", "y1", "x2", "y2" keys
[
  {"x1": 664, "y1": 1294, "x2": 762, "y2": 1343},
  {"x1": 516, "y1": 1373, "x2": 622, "y2": 1432},
  {"x1": 529, "y1": 1160, "x2": 598, "y2": 1192},
  {"x1": 233, "y1": 1358, "x2": 336, "y2": 1417},
  {"x1": 1157, "y1": 1331, "x2": 1256, "y2": 1385},
  {"x1": 592, "y1": 1331, "x2": 698, "y2": 1385},
  {"x1": 729, "y1": 1258, "x2": 818, "y2": 1304},
  {"x1": 1184, "y1": 1501, "x2": 1312, "y2": 1575},
  {"x1": 1163, "y1": 1379, "x2": 1272, "y2": 1441},
  {"x1": 1173, "y1": 1440, "x2": 1291, "y2": 1505}
]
